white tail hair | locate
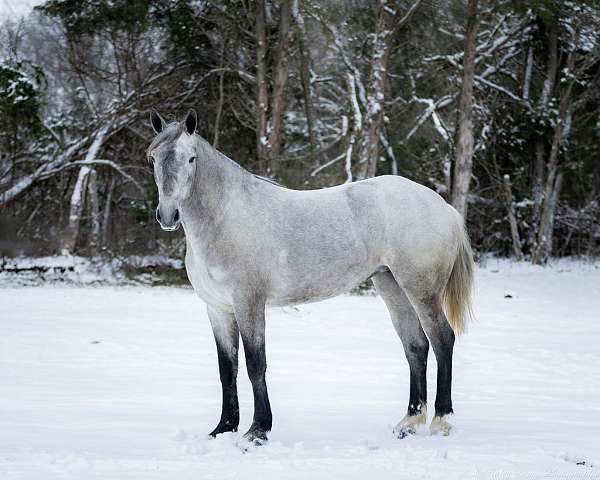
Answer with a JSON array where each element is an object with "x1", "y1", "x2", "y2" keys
[{"x1": 443, "y1": 214, "x2": 475, "y2": 335}]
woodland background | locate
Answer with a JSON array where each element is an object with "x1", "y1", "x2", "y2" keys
[{"x1": 0, "y1": 0, "x2": 599, "y2": 264}]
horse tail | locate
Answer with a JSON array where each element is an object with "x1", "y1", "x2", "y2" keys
[{"x1": 443, "y1": 211, "x2": 475, "y2": 335}]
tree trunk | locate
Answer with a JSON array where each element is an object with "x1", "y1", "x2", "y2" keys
[
  {"x1": 450, "y1": 0, "x2": 479, "y2": 218},
  {"x1": 101, "y1": 174, "x2": 116, "y2": 248},
  {"x1": 294, "y1": 3, "x2": 316, "y2": 153},
  {"x1": 532, "y1": 125, "x2": 565, "y2": 264},
  {"x1": 532, "y1": 129, "x2": 561, "y2": 264},
  {"x1": 255, "y1": 0, "x2": 269, "y2": 173},
  {"x1": 532, "y1": 104, "x2": 570, "y2": 264},
  {"x1": 546, "y1": 172, "x2": 564, "y2": 257},
  {"x1": 533, "y1": 171, "x2": 564, "y2": 264},
  {"x1": 213, "y1": 41, "x2": 226, "y2": 149},
  {"x1": 59, "y1": 127, "x2": 107, "y2": 255},
  {"x1": 532, "y1": 49, "x2": 575, "y2": 265},
  {"x1": 530, "y1": 140, "x2": 545, "y2": 249},
  {"x1": 87, "y1": 168, "x2": 100, "y2": 255},
  {"x1": 356, "y1": 0, "x2": 397, "y2": 180},
  {"x1": 522, "y1": 45, "x2": 533, "y2": 101},
  {"x1": 267, "y1": 0, "x2": 292, "y2": 177},
  {"x1": 344, "y1": 73, "x2": 362, "y2": 183},
  {"x1": 502, "y1": 174, "x2": 524, "y2": 260},
  {"x1": 531, "y1": 23, "x2": 558, "y2": 250},
  {"x1": 61, "y1": 166, "x2": 91, "y2": 255},
  {"x1": 539, "y1": 23, "x2": 558, "y2": 112},
  {"x1": 380, "y1": 131, "x2": 398, "y2": 175}
]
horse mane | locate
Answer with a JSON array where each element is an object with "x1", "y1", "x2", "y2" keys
[
  {"x1": 253, "y1": 174, "x2": 282, "y2": 187},
  {"x1": 195, "y1": 135, "x2": 285, "y2": 188}
]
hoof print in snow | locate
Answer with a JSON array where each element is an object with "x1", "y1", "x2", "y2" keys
[
  {"x1": 395, "y1": 426, "x2": 416, "y2": 439},
  {"x1": 90, "y1": 340, "x2": 101, "y2": 344},
  {"x1": 562, "y1": 453, "x2": 594, "y2": 468}
]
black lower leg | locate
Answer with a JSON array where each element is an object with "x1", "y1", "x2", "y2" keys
[
  {"x1": 431, "y1": 325, "x2": 455, "y2": 417},
  {"x1": 244, "y1": 343, "x2": 272, "y2": 439},
  {"x1": 209, "y1": 342, "x2": 239, "y2": 437},
  {"x1": 235, "y1": 297, "x2": 272, "y2": 443},
  {"x1": 405, "y1": 342, "x2": 428, "y2": 416}
]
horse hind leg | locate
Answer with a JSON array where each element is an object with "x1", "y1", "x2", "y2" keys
[
  {"x1": 372, "y1": 270, "x2": 429, "y2": 438},
  {"x1": 397, "y1": 276, "x2": 456, "y2": 436}
]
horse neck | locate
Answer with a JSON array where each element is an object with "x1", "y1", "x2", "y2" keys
[{"x1": 181, "y1": 136, "x2": 249, "y2": 231}]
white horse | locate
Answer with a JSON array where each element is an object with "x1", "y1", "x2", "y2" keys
[{"x1": 147, "y1": 109, "x2": 474, "y2": 444}]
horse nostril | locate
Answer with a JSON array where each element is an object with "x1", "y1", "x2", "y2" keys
[
  {"x1": 173, "y1": 209, "x2": 180, "y2": 223},
  {"x1": 156, "y1": 208, "x2": 162, "y2": 223}
]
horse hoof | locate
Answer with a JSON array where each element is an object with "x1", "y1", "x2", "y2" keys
[
  {"x1": 243, "y1": 428, "x2": 268, "y2": 445},
  {"x1": 236, "y1": 429, "x2": 269, "y2": 453},
  {"x1": 393, "y1": 408, "x2": 427, "y2": 439},
  {"x1": 208, "y1": 422, "x2": 238, "y2": 438},
  {"x1": 429, "y1": 415, "x2": 453, "y2": 436}
]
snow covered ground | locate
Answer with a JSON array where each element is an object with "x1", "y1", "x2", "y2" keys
[{"x1": 1, "y1": 259, "x2": 600, "y2": 479}]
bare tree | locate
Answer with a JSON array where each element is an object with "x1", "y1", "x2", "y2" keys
[
  {"x1": 267, "y1": 0, "x2": 292, "y2": 177},
  {"x1": 532, "y1": 80, "x2": 573, "y2": 264},
  {"x1": 356, "y1": 0, "x2": 398, "y2": 179},
  {"x1": 255, "y1": 0, "x2": 269, "y2": 173},
  {"x1": 530, "y1": 22, "x2": 558, "y2": 251},
  {"x1": 293, "y1": 1, "x2": 316, "y2": 153},
  {"x1": 60, "y1": 126, "x2": 107, "y2": 254},
  {"x1": 450, "y1": 0, "x2": 480, "y2": 218},
  {"x1": 502, "y1": 174, "x2": 524, "y2": 260},
  {"x1": 254, "y1": 0, "x2": 293, "y2": 177},
  {"x1": 87, "y1": 168, "x2": 101, "y2": 254},
  {"x1": 357, "y1": 0, "x2": 424, "y2": 179}
]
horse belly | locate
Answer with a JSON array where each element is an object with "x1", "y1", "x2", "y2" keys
[{"x1": 267, "y1": 259, "x2": 376, "y2": 307}]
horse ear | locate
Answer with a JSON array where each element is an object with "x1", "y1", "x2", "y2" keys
[
  {"x1": 150, "y1": 109, "x2": 165, "y2": 134},
  {"x1": 184, "y1": 109, "x2": 197, "y2": 135}
]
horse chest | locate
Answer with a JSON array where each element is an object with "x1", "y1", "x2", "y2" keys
[{"x1": 185, "y1": 250, "x2": 232, "y2": 310}]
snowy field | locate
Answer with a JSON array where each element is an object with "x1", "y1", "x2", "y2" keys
[{"x1": 1, "y1": 259, "x2": 600, "y2": 479}]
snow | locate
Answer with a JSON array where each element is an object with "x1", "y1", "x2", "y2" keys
[
  {"x1": 1, "y1": 259, "x2": 600, "y2": 479},
  {"x1": 0, "y1": 255, "x2": 184, "y2": 287}
]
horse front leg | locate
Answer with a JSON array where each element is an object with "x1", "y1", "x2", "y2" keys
[
  {"x1": 207, "y1": 306, "x2": 240, "y2": 437},
  {"x1": 234, "y1": 296, "x2": 272, "y2": 444}
]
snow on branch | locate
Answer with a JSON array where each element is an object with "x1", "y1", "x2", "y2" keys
[
  {"x1": 0, "y1": 137, "x2": 88, "y2": 206},
  {"x1": 474, "y1": 75, "x2": 528, "y2": 104},
  {"x1": 404, "y1": 95, "x2": 455, "y2": 142},
  {"x1": 344, "y1": 73, "x2": 362, "y2": 183},
  {"x1": 39, "y1": 159, "x2": 146, "y2": 197},
  {"x1": 425, "y1": 18, "x2": 530, "y2": 67},
  {"x1": 0, "y1": 114, "x2": 134, "y2": 206},
  {"x1": 395, "y1": 0, "x2": 426, "y2": 32},
  {"x1": 310, "y1": 152, "x2": 346, "y2": 176},
  {"x1": 309, "y1": 13, "x2": 367, "y2": 107}
]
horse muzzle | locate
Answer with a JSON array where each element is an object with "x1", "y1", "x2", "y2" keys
[{"x1": 156, "y1": 203, "x2": 181, "y2": 231}]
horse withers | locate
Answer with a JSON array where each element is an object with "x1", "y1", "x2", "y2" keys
[{"x1": 147, "y1": 109, "x2": 474, "y2": 445}]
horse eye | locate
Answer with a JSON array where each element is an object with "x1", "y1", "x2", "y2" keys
[{"x1": 189, "y1": 156, "x2": 196, "y2": 164}]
